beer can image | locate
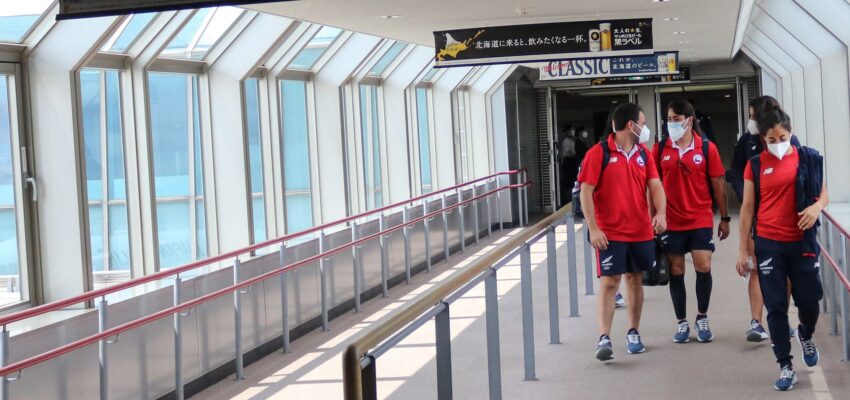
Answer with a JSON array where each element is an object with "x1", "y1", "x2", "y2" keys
[
  {"x1": 657, "y1": 54, "x2": 668, "y2": 72},
  {"x1": 589, "y1": 29, "x2": 601, "y2": 52},
  {"x1": 667, "y1": 52, "x2": 677, "y2": 71},
  {"x1": 600, "y1": 23, "x2": 612, "y2": 51}
]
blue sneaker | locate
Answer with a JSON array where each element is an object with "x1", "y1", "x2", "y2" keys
[
  {"x1": 627, "y1": 331, "x2": 646, "y2": 354},
  {"x1": 746, "y1": 320, "x2": 769, "y2": 342},
  {"x1": 695, "y1": 317, "x2": 714, "y2": 342},
  {"x1": 673, "y1": 320, "x2": 690, "y2": 343},
  {"x1": 595, "y1": 336, "x2": 614, "y2": 361},
  {"x1": 774, "y1": 365, "x2": 797, "y2": 391},
  {"x1": 614, "y1": 292, "x2": 626, "y2": 308},
  {"x1": 798, "y1": 327, "x2": 819, "y2": 367}
]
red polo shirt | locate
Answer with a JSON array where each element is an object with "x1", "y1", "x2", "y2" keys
[
  {"x1": 651, "y1": 134, "x2": 725, "y2": 231},
  {"x1": 744, "y1": 148, "x2": 802, "y2": 242},
  {"x1": 578, "y1": 135, "x2": 659, "y2": 242}
]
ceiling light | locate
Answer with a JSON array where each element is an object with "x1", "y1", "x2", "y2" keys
[
  {"x1": 611, "y1": 100, "x2": 619, "y2": 104},
  {"x1": 724, "y1": 94, "x2": 732, "y2": 98},
  {"x1": 678, "y1": 41, "x2": 690, "y2": 44},
  {"x1": 664, "y1": 17, "x2": 679, "y2": 21},
  {"x1": 653, "y1": 0, "x2": 671, "y2": 2},
  {"x1": 673, "y1": 31, "x2": 686, "y2": 35},
  {"x1": 379, "y1": 15, "x2": 403, "y2": 19}
]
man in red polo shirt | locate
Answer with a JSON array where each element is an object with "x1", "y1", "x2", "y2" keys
[
  {"x1": 653, "y1": 100, "x2": 730, "y2": 345},
  {"x1": 578, "y1": 103, "x2": 667, "y2": 361}
]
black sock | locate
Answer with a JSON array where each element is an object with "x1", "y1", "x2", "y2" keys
[
  {"x1": 696, "y1": 271, "x2": 713, "y2": 314},
  {"x1": 599, "y1": 334, "x2": 610, "y2": 341},
  {"x1": 628, "y1": 328, "x2": 639, "y2": 335},
  {"x1": 696, "y1": 314, "x2": 707, "y2": 321},
  {"x1": 779, "y1": 357, "x2": 793, "y2": 369},
  {"x1": 669, "y1": 274, "x2": 686, "y2": 320}
]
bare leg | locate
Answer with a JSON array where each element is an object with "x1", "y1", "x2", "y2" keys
[
  {"x1": 746, "y1": 237, "x2": 764, "y2": 322},
  {"x1": 598, "y1": 275, "x2": 622, "y2": 336},
  {"x1": 624, "y1": 272, "x2": 644, "y2": 331}
]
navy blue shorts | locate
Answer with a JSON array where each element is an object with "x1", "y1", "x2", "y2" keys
[
  {"x1": 597, "y1": 240, "x2": 655, "y2": 277},
  {"x1": 660, "y1": 228, "x2": 715, "y2": 255}
]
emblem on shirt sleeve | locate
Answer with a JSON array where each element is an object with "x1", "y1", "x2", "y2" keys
[{"x1": 693, "y1": 154, "x2": 703, "y2": 165}]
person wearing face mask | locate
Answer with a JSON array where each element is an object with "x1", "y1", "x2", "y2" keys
[
  {"x1": 652, "y1": 100, "x2": 730, "y2": 344},
  {"x1": 578, "y1": 103, "x2": 667, "y2": 361},
  {"x1": 727, "y1": 96, "x2": 801, "y2": 343},
  {"x1": 736, "y1": 103, "x2": 828, "y2": 391}
]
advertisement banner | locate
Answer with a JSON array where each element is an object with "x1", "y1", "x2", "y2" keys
[
  {"x1": 434, "y1": 18, "x2": 653, "y2": 67},
  {"x1": 591, "y1": 67, "x2": 691, "y2": 87},
  {"x1": 539, "y1": 52, "x2": 679, "y2": 81},
  {"x1": 58, "y1": 0, "x2": 288, "y2": 19}
]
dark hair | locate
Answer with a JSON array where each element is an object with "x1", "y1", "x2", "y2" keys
[
  {"x1": 755, "y1": 101, "x2": 791, "y2": 136},
  {"x1": 611, "y1": 103, "x2": 642, "y2": 131},
  {"x1": 563, "y1": 123, "x2": 573, "y2": 132},
  {"x1": 748, "y1": 95, "x2": 781, "y2": 120},
  {"x1": 666, "y1": 99, "x2": 703, "y2": 135}
]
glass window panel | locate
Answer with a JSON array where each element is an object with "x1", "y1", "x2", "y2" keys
[
  {"x1": 370, "y1": 87, "x2": 382, "y2": 207},
  {"x1": 165, "y1": 8, "x2": 210, "y2": 52},
  {"x1": 157, "y1": 201, "x2": 191, "y2": 269},
  {"x1": 0, "y1": 1, "x2": 53, "y2": 43},
  {"x1": 288, "y1": 26, "x2": 342, "y2": 70},
  {"x1": 0, "y1": 75, "x2": 22, "y2": 302},
  {"x1": 192, "y1": 76, "x2": 204, "y2": 196},
  {"x1": 285, "y1": 194, "x2": 313, "y2": 234},
  {"x1": 422, "y1": 68, "x2": 439, "y2": 82},
  {"x1": 252, "y1": 196, "x2": 265, "y2": 242},
  {"x1": 149, "y1": 73, "x2": 190, "y2": 198},
  {"x1": 196, "y1": 199, "x2": 207, "y2": 259},
  {"x1": 80, "y1": 70, "x2": 103, "y2": 202},
  {"x1": 88, "y1": 205, "x2": 105, "y2": 271},
  {"x1": 193, "y1": 7, "x2": 242, "y2": 54},
  {"x1": 358, "y1": 85, "x2": 382, "y2": 209},
  {"x1": 108, "y1": 204, "x2": 130, "y2": 270},
  {"x1": 281, "y1": 80, "x2": 310, "y2": 191},
  {"x1": 245, "y1": 79, "x2": 263, "y2": 194},
  {"x1": 416, "y1": 88, "x2": 432, "y2": 192},
  {"x1": 368, "y1": 42, "x2": 406, "y2": 76},
  {"x1": 105, "y1": 13, "x2": 156, "y2": 53},
  {"x1": 105, "y1": 71, "x2": 126, "y2": 201}
]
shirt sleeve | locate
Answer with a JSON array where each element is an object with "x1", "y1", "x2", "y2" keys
[
  {"x1": 651, "y1": 143, "x2": 661, "y2": 171},
  {"x1": 577, "y1": 145, "x2": 602, "y2": 186},
  {"x1": 743, "y1": 160, "x2": 753, "y2": 181},
  {"x1": 708, "y1": 142, "x2": 726, "y2": 178},
  {"x1": 644, "y1": 145, "x2": 660, "y2": 180}
]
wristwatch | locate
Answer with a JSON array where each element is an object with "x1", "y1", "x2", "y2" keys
[{"x1": 721, "y1": 216, "x2": 732, "y2": 222}]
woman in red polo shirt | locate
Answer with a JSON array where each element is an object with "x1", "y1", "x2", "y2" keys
[{"x1": 736, "y1": 103, "x2": 828, "y2": 391}]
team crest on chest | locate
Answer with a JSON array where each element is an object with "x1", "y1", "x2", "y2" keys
[
  {"x1": 693, "y1": 154, "x2": 704, "y2": 165},
  {"x1": 636, "y1": 156, "x2": 646, "y2": 167}
]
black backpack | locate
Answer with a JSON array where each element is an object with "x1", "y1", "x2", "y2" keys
[{"x1": 572, "y1": 140, "x2": 648, "y2": 219}]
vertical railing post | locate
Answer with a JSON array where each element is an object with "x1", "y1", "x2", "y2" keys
[
  {"x1": 379, "y1": 213, "x2": 388, "y2": 298},
  {"x1": 361, "y1": 355, "x2": 378, "y2": 400},
  {"x1": 820, "y1": 222, "x2": 828, "y2": 314},
  {"x1": 828, "y1": 224, "x2": 839, "y2": 336},
  {"x1": 435, "y1": 302, "x2": 453, "y2": 400},
  {"x1": 522, "y1": 171, "x2": 529, "y2": 226},
  {"x1": 546, "y1": 226, "x2": 561, "y2": 344},
  {"x1": 442, "y1": 194, "x2": 450, "y2": 263},
  {"x1": 403, "y1": 206, "x2": 411, "y2": 284},
  {"x1": 0, "y1": 326, "x2": 8, "y2": 400},
  {"x1": 174, "y1": 276, "x2": 185, "y2": 400},
  {"x1": 473, "y1": 186, "x2": 480, "y2": 246},
  {"x1": 351, "y1": 223, "x2": 362, "y2": 312},
  {"x1": 458, "y1": 188, "x2": 466, "y2": 254},
  {"x1": 583, "y1": 221, "x2": 594, "y2": 296},
  {"x1": 496, "y1": 185, "x2": 504, "y2": 231},
  {"x1": 484, "y1": 269, "x2": 502, "y2": 400},
  {"x1": 841, "y1": 237, "x2": 850, "y2": 362},
  {"x1": 424, "y1": 202, "x2": 433, "y2": 273},
  {"x1": 280, "y1": 245, "x2": 291, "y2": 353},
  {"x1": 319, "y1": 231, "x2": 330, "y2": 332},
  {"x1": 486, "y1": 190, "x2": 493, "y2": 238},
  {"x1": 98, "y1": 297, "x2": 109, "y2": 400},
  {"x1": 519, "y1": 244, "x2": 537, "y2": 381},
  {"x1": 233, "y1": 258, "x2": 245, "y2": 380}
]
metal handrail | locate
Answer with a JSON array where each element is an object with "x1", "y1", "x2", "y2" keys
[
  {"x1": 819, "y1": 243, "x2": 850, "y2": 292},
  {"x1": 0, "y1": 181, "x2": 530, "y2": 380},
  {"x1": 824, "y1": 210, "x2": 850, "y2": 246},
  {"x1": 342, "y1": 204, "x2": 570, "y2": 400},
  {"x1": 0, "y1": 169, "x2": 526, "y2": 328}
]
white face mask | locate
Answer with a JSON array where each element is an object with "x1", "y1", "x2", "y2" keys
[
  {"x1": 631, "y1": 123, "x2": 651, "y2": 144},
  {"x1": 667, "y1": 119, "x2": 690, "y2": 142},
  {"x1": 747, "y1": 119, "x2": 759, "y2": 135},
  {"x1": 767, "y1": 139, "x2": 792, "y2": 160}
]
